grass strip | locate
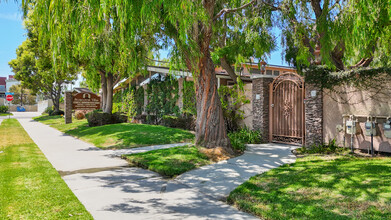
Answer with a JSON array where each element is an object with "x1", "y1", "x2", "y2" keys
[
  {"x1": 123, "y1": 146, "x2": 212, "y2": 177},
  {"x1": 0, "y1": 119, "x2": 92, "y2": 219}
]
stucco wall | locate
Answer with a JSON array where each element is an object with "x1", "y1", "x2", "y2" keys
[
  {"x1": 238, "y1": 83, "x2": 253, "y2": 129},
  {"x1": 323, "y1": 84, "x2": 391, "y2": 153}
]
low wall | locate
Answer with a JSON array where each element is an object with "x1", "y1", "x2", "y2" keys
[
  {"x1": 9, "y1": 105, "x2": 38, "y2": 112},
  {"x1": 38, "y1": 100, "x2": 53, "y2": 113},
  {"x1": 323, "y1": 84, "x2": 391, "y2": 153}
]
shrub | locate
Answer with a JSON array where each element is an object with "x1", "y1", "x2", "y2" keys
[
  {"x1": 218, "y1": 81, "x2": 250, "y2": 132},
  {"x1": 44, "y1": 106, "x2": 52, "y2": 114},
  {"x1": 296, "y1": 139, "x2": 342, "y2": 154},
  {"x1": 111, "y1": 112, "x2": 128, "y2": 124},
  {"x1": 86, "y1": 111, "x2": 111, "y2": 127},
  {"x1": 49, "y1": 110, "x2": 64, "y2": 116},
  {"x1": 86, "y1": 110, "x2": 127, "y2": 127},
  {"x1": 75, "y1": 111, "x2": 86, "y2": 120},
  {"x1": 162, "y1": 114, "x2": 195, "y2": 130},
  {"x1": 0, "y1": 105, "x2": 9, "y2": 113},
  {"x1": 228, "y1": 128, "x2": 262, "y2": 152}
]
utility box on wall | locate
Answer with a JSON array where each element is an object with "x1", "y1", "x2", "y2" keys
[
  {"x1": 364, "y1": 121, "x2": 377, "y2": 136},
  {"x1": 384, "y1": 119, "x2": 391, "y2": 138}
]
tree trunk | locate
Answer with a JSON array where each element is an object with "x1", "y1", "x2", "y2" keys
[
  {"x1": 20, "y1": 87, "x2": 24, "y2": 106},
  {"x1": 100, "y1": 71, "x2": 107, "y2": 112},
  {"x1": 52, "y1": 94, "x2": 60, "y2": 112},
  {"x1": 220, "y1": 56, "x2": 237, "y2": 83},
  {"x1": 105, "y1": 72, "x2": 114, "y2": 114},
  {"x1": 195, "y1": 54, "x2": 232, "y2": 154}
]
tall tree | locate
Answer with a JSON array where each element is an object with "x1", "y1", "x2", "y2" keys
[
  {"x1": 9, "y1": 10, "x2": 76, "y2": 112},
  {"x1": 25, "y1": 0, "x2": 277, "y2": 152},
  {"x1": 134, "y1": 0, "x2": 277, "y2": 151},
  {"x1": 27, "y1": 1, "x2": 150, "y2": 114},
  {"x1": 274, "y1": 0, "x2": 391, "y2": 70}
]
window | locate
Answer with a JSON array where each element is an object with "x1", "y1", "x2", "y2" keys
[
  {"x1": 266, "y1": 70, "x2": 273, "y2": 75},
  {"x1": 274, "y1": 70, "x2": 280, "y2": 76},
  {"x1": 250, "y1": 68, "x2": 260, "y2": 74}
]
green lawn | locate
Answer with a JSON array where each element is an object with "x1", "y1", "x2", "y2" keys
[
  {"x1": 0, "y1": 112, "x2": 12, "y2": 116},
  {"x1": 0, "y1": 119, "x2": 92, "y2": 219},
  {"x1": 227, "y1": 155, "x2": 391, "y2": 219},
  {"x1": 123, "y1": 146, "x2": 212, "y2": 177},
  {"x1": 34, "y1": 115, "x2": 194, "y2": 149}
]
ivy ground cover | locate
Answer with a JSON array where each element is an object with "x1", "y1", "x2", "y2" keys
[
  {"x1": 33, "y1": 115, "x2": 194, "y2": 149},
  {"x1": 123, "y1": 145, "x2": 212, "y2": 178},
  {"x1": 227, "y1": 155, "x2": 391, "y2": 219},
  {"x1": 0, "y1": 119, "x2": 92, "y2": 219}
]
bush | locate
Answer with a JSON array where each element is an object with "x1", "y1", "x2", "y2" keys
[
  {"x1": 218, "y1": 82, "x2": 250, "y2": 132},
  {"x1": 44, "y1": 106, "x2": 52, "y2": 114},
  {"x1": 0, "y1": 105, "x2": 9, "y2": 113},
  {"x1": 111, "y1": 112, "x2": 128, "y2": 124},
  {"x1": 162, "y1": 114, "x2": 195, "y2": 130},
  {"x1": 75, "y1": 111, "x2": 86, "y2": 120},
  {"x1": 86, "y1": 110, "x2": 127, "y2": 127},
  {"x1": 296, "y1": 139, "x2": 342, "y2": 154},
  {"x1": 49, "y1": 110, "x2": 64, "y2": 116},
  {"x1": 228, "y1": 128, "x2": 262, "y2": 152}
]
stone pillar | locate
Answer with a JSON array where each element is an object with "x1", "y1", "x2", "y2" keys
[
  {"x1": 304, "y1": 84, "x2": 323, "y2": 147},
  {"x1": 64, "y1": 91, "x2": 72, "y2": 124},
  {"x1": 177, "y1": 78, "x2": 184, "y2": 110},
  {"x1": 252, "y1": 76, "x2": 274, "y2": 142}
]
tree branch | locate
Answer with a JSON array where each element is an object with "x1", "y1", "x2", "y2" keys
[
  {"x1": 220, "y1": 56, "x2": 238, "y2": 84},
  {"x1": 214, "y1": 0, "x2": 257, "y2": 20}
]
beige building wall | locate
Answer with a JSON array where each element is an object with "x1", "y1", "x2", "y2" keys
[
  {"x1": 238, "y1": 83, "x2": 253, "y2": 129},
  {"x1": 323, "y1": 83, "x2": 391, "y2": 153}
]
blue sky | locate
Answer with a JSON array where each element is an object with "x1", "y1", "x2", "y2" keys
[
  {"x1": 0, "y1": 2, "x2": 26, "y2": 78},
  {"x1": 0, "y1": 2, "x2": 287, "y2": 79}
]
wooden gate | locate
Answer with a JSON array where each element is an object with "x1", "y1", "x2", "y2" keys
[{"x1": 269, "y1": 72, "x2": 305, "y2": 145}]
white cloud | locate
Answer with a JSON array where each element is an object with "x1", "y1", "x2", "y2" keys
[{"x1": 0, "y1": 12, "x2": 22, "y2": 22}]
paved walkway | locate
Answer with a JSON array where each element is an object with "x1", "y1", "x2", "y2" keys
[{"x1": 13, "y1": 112, "x2": 298, "y2": 219}]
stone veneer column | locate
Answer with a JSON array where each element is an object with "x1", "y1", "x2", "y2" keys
[
  {"x1": 64, "y1": 91, "x2": 72, "y2": 124},
  {"x1": 252, "y1": 76, "x2": 274, "y2": 142},
  {"x1": 304, "y1": 84, "x2": 323, "y2": 147}
]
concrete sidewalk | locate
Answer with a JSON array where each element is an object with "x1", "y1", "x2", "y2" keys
[
  {"x1": 16, "y1": 112, "x2": 297, "y2": 219},
  {"x1": 176, "y1": 144, "x2": 297, "y2": 200},
  {"x1": 18, "y1": 117, "x2": 128, "y2": 172}
]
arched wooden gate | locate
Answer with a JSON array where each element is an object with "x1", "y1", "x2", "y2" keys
[{"x1": 269, "y1": 72, "x2": 305, "y2": 145}]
